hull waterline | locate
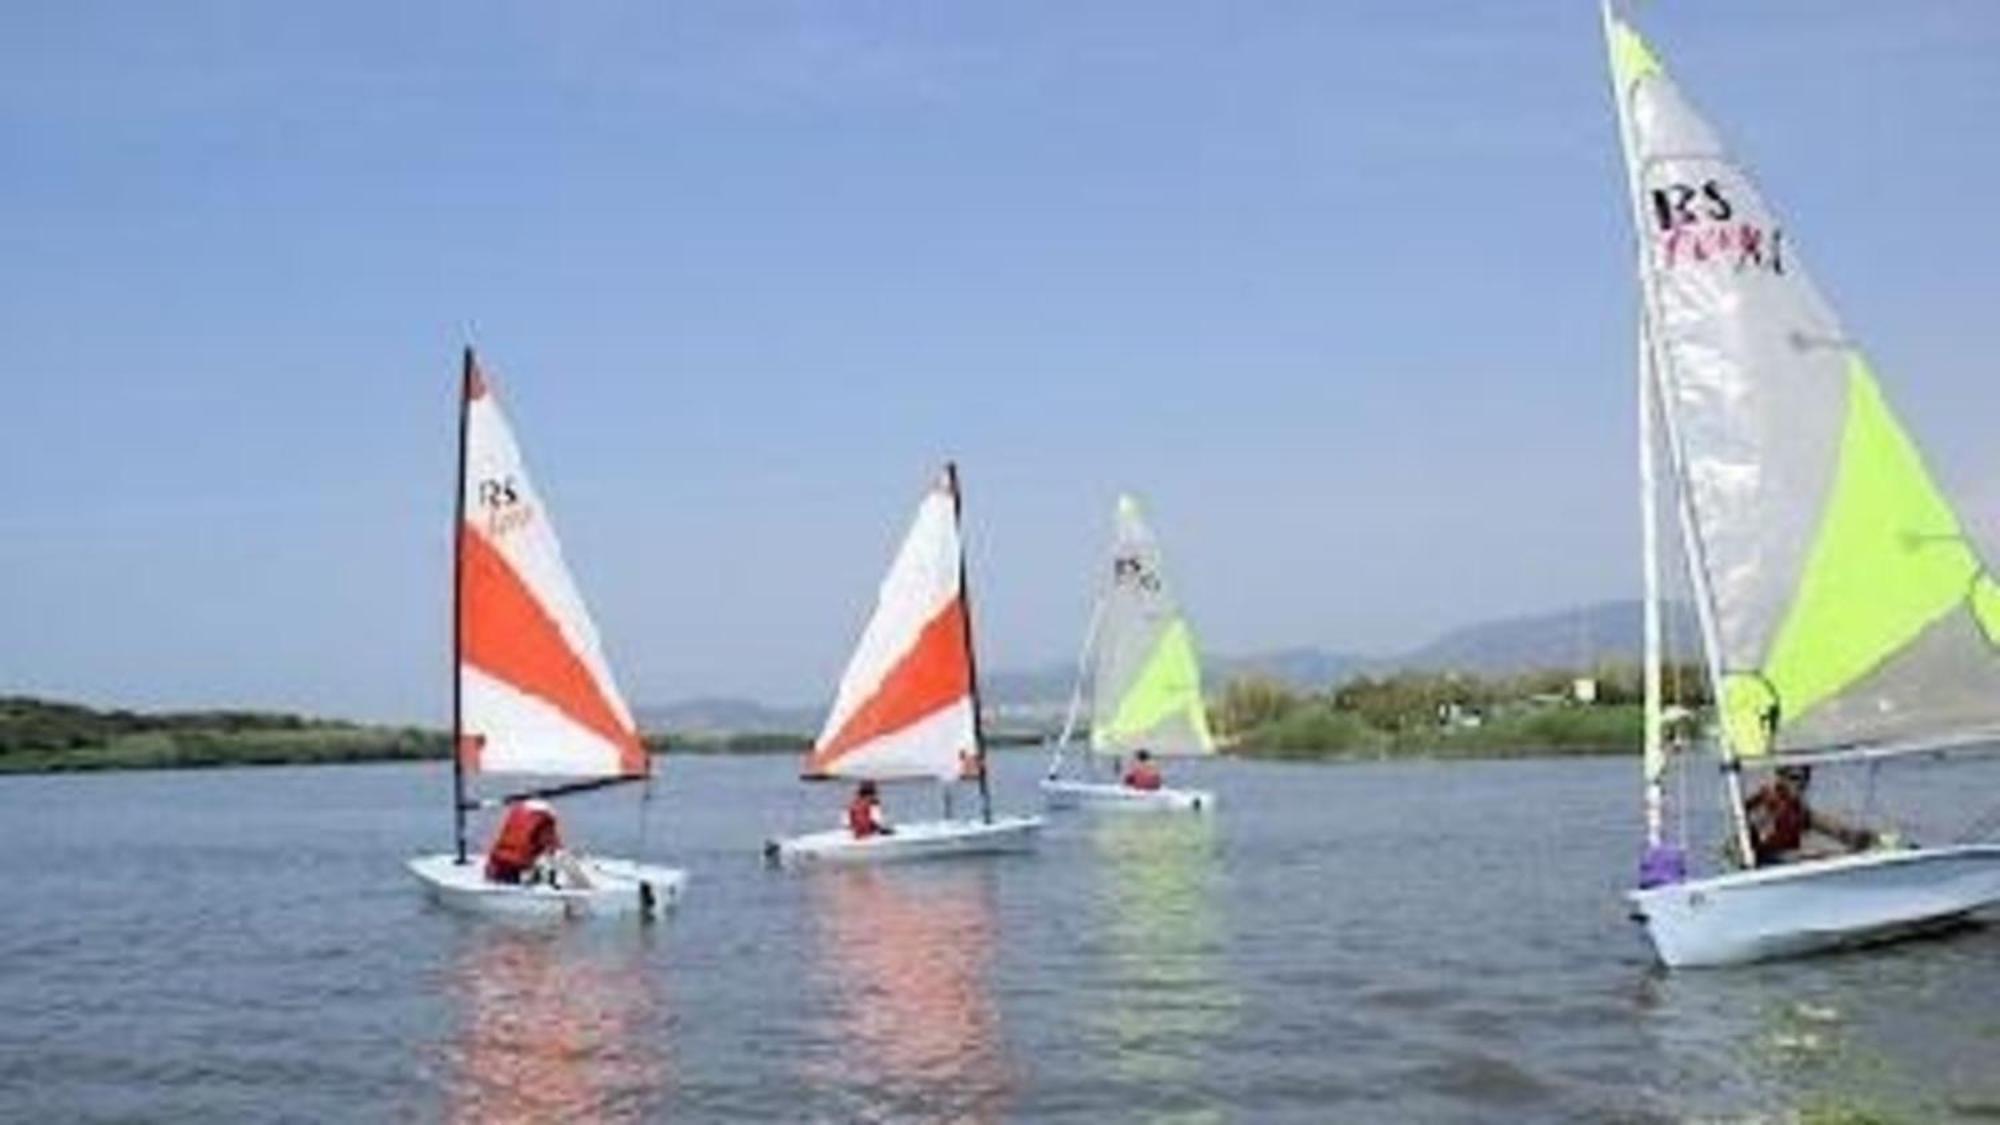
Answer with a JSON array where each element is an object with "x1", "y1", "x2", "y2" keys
[
  {"x1": 408, "y1": 853, "x2": 686, "y2": 920},
  {"x1": 1628, "y1": 844, "x2": 2000, "y2": 967},
  {"x1": 766, "y1": 815, "x2": 1042, "y2": 867},
  {"x1": 1040, "y1": 778, "x2": 1214, "y2": 813}
]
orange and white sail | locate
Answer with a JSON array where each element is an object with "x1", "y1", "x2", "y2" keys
[
  {"x1": 456, "y1": 353, "x2": 647, "y2": 780},
  {"x1": 803, "y1": 470, "x2": 979, "y2": 782}
]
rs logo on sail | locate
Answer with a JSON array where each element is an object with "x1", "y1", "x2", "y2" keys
[
  {"x1": 477, "y1": 475, "x2": 534, "y2": 537},
  {"x1": 1113, "y1": 555, "x2": 1161, "y2": 592},
  {"x1": 1649, "y1": 179, "x2": 1784, "y2": 276}
]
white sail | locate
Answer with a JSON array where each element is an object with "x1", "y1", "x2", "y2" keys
[
  {"x1": 803, "y1": 471, "x2": 978, "y2": 783},
  {"x1": 1088, "y1": 495, "x2": 1214, "y2": 758},
  {"x1": 1605, "y1": 12, "x2": 2000, "y2": 762},
  {"x1": 456, "y1": 356, "x2": 645, "y2": 780}
]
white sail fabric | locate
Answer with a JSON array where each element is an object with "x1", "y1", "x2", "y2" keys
[
  {"x1": 1089, "y1": 495, "x2": 1215, "y2": 757},
  {"x1": 804, "y1": 474, "x2": 978, "y2": 782},
  {"x1": 1606, "y1": 13, "x2": 2000, "y2": 759},
  {"x1": 457, "y1": 361, "x2": 646, "y2": 779}
]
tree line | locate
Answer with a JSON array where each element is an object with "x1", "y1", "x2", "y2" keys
[{"x1": 1210, "y1": 663, "x2": 1710, "y2": 758}]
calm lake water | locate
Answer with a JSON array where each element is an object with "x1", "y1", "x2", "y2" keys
[{"x1": 3, "y1": 751, "x2": 1998, "y2": 1122}]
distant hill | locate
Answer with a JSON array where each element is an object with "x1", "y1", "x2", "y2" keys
[
  {"x1": 1209, "y1": 647, "x2": 1367, "y2": 692},
  {"x1": 1397, "y1": 599, "x2": 1698, "y2": 675},
  {"x1": 637, "y1": 599, "x2": 1694, "y2": 734}
]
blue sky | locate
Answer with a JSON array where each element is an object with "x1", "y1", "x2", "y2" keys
[{"x1": 2, "y1": 1, "x2": 1996, "y2": 720}]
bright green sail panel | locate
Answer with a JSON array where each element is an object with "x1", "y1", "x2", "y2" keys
[
  {"x1": 1089, "y1": 496, "x2": 1216, "y2": 757},
  {"x1": 1102, "y1": 619, "x2": 1215, "y2": 749},
  {"x1": 1611, "y1": 11, "x2": 2000, "y2": 759},
  {"x1": 1725, "y1": 358, "x2": 1999, "y2": 755},
  {"x1": 1605, "y1": 10, "x2": 1660, "y2": 89}
]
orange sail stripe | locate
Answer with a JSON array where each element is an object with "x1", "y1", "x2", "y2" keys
[
  {"x1": 805, "y1": 595, "x2": 971, "y2": 776},
  {"x1": 458, "y1": 525, "x2": 647, "y2": 776}
]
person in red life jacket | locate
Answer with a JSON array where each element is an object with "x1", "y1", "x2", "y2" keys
[
  {"x1": 847, "y1": 780, "x2": 895, "y2": 839},
  {"x1": 1122, "y1": 749, "x2": 1164, "y2": 791},
  {"x1": 485, "y1": 798, "x2": 563, "y2": 884},
  {"x1": 1743, "y1": 765, "x2": 1874, "y2": 867}
]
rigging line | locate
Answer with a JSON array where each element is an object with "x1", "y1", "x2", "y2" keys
[
  {"x1": 1050, "y1": 594, "x2": 1105, "y2": 780},
  {"x1": 1744, "y1": 737, "x2": 2000, "y2": 770}
]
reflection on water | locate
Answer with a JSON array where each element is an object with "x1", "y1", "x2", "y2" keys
[
  {"x1": 436, "y1": 923, "x2": 669, "y2": 1124},
  {"x1": 18, "y1": 756, "x2": 2000, "y2": 1120},
  {"x1": 1634, "y1": 929, "x2": 2000, "y2": 1122},
  {"x1": 1089, "y1": 816, "x2": 1239, "y2": 1123},
  {"x1": 806, "y1": 865, "x2": 1012, "y2": 1123}
]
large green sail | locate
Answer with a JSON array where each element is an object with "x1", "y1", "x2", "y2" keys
[
  {"x1": 1089, "y1": 496, "x2": 1216, "y2": 757},
  {"x1": 1607, "y1": 12, "x2": 2000, "y2": 760}
]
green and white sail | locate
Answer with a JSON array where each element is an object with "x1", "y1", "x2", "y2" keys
[
  {"x1": 1087, "y1": 495, "x2": 1215, "y2": 758},
  {"x1": 1606, "y1": 10, "x2": 2000, "y2": 762}
]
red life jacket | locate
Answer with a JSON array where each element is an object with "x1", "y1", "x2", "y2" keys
[
  {"x1": 847, "y1": 795, "x2": 882, "y2": 839},
  {"x1": 1124, "y1": 763, "x2": 1163, "y2": 791},
  {"x1": 486, "y1": 804, "x2": 561, "y2": 881},
  {"x1": 1748, "y1": 785, "x2": 1805, "y2": 864}
]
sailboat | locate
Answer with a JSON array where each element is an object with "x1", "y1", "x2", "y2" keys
[
  {"x1": 408, "y1": 349, "x2": 686, "y2": 917},
  {"x1": 1605, "y1": 8, "x2": 2000, "y2": 967},
  {"x1": 765, "y1": 464, "x2": 1043, "y2": 865},
  {"x1": 1042, "y1": 495, "x2": 1217, "y2": 812}
]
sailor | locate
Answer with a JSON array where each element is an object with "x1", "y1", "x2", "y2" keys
[
  {"x1": 1742, "y1": 764, "x2": 1875, "y2": 866},
  {"x1": 1122, "y1": 749, "x2": 1164, "y2": 791},
  {"x1": 485, "y1": 798, "x2": 563, "y2": 884},
  {"x1": 847, "y1": 780, "x2": 895, "y2": 839}
]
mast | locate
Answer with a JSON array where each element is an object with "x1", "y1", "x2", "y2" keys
[
  {"x1": 451, "y1": 347, "x2": 474, "y2": 864},
  {"x1": 946, "y1": 462, "x2": 994, "y2": 824},
  {"x1": 1639, "y1": 322, "x2": 1665, "y2": 851},
  {"x1": 1601, "y1": 2, "x2": 1756, "y2": 868}
]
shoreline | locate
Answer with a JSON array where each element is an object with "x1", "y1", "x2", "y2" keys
[
  {"x1": 0, "y1": 737, "x2": 1631, "y2": 777},
  {"x1": 1, "y1": 694, "x2": 1638, "y2": 777}
]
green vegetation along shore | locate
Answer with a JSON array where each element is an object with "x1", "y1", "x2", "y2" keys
[
  {"x1": 0, "y1": 696, "x2": 446, "y2": 774},
  {"x1": 1211, "y1": 664, "x2": 1709, "y2": 760},
  {"x1": 0, "y1": 697, "x2": 809, "y2": 774},
  {"x1": 2, "y1": 665, "x2": 1706, "y2": 774}
]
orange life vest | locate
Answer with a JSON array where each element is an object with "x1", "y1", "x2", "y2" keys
[
  {"x1": 486, "y1": 803, "x2": 561, "y2": 882},
  {"x1": 1124, "y1": 763, "x2": 1163, "y2": 791},
  {"x1": 847, "y1": 795, "x2": 883, "y2": 839}
]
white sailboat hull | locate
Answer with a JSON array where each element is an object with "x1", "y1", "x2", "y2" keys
[
  {"x1": 407, "y1": 853, "x2": 686, "y2": 920},
  {"x1": 1628, "y1": 844, "x2": 2000, "y2": 968},
  {"x1": 766, "y1": 815, "x2": 1042, "y2": 867},
  {"x1": 1040, "y1": 778, "x2": 1214, "y2": 812}
]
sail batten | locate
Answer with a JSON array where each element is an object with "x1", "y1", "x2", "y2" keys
[
  {"x1": 1087, "y1": 495, "x2": 1215, "y2": 758},
  {"x1": 1605, "y1": 10, "x2": 2000, "y2": 761},
  {"x1": 456, "y1": 356, "x2": 646, "y2": 781}
]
